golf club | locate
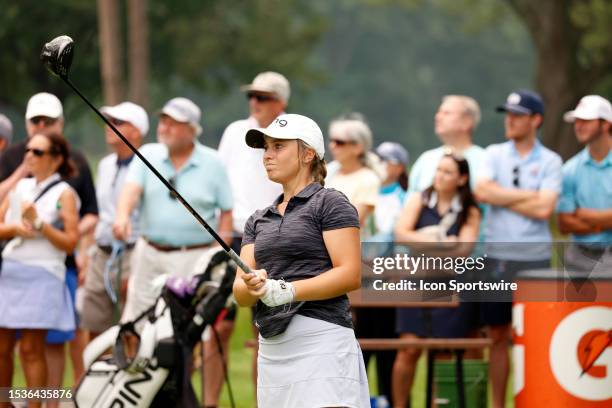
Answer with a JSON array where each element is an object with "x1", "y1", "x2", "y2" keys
[{"x1": 40, "y1": 35, "x2": 253, "y2": 275}]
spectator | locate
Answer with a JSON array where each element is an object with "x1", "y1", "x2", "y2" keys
[
  {"x1": 475, "y1": 89, "x2": 562, "y2": 408},
  {"x1": 0, "y1": 132, "x2": 79, "y2": 408},
  {"x1": 409, "y1": 95, "x2": 485, "y2": 195},
  {"x1": 392, "y1": 153, "x2": 481, "y2": 406},
  {"x1": 0, "y1": 113, "x2": 12, "y2": 153},
  {"x1": 558, "y1": 95, "x2": 612, "y2": 271},
  {"x1": 0, "y1": 92, "x2": 98, "y2": 398},
  {"x1": 372, "y1": 141, "x2": 409, "y2": 245},
  {"x1": 80, "y1": 102, "x2": 148, "y2": 339},
  {"x1": 235, "y1": 113, "x2": 369, "y2": 407},
  {"x1": 217, "y1": 72, "x2": 286, "y2": 402},
  {"x1": 113, "y1": 97, "x2": 232, "y2": 330},
  {"x1": 326, "y1": 113, "x2": 381, "y2": 231}
]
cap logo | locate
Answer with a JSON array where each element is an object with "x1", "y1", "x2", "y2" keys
[
  {"x1": 508, "y1": 93, "x2": 521, "y2": 105},
  {"x1": 274, "y1": 118, "x2": 287, "y2": 127}
]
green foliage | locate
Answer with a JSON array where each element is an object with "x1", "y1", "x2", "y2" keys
[{"x1": 570, "y1": 0, "x2": 612, "y2": 68}]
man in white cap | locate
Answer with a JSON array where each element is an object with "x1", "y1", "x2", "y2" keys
[
  {"x1": 557, "y1": 95, "x2": 612, "y2": 268},
  {"x1": 215, "y1": 72, "x2": 287, "y2": 403},
  {"x1": 113, "y1": 96, "x2": 232, "y2": 331},
  {"x1": 80, "y1": 102, "x2": 149, "y2": 339},
  {"x1": 0, "y1": 92, "x2": 99, "y2": 404},
  {"x1": 0, "y1": 113, "x2": 13, "y2": 153}
]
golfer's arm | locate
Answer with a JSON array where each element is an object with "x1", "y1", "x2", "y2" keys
[
  {"x1": 292, "y1": 227, "x2": 361, "y2": 301},
  {"x1": 233, "y1": 243, "x2": 260, "y2": 307},
  {"x1": 116, "y1": 182, "x2": 142, "y2": 222}
]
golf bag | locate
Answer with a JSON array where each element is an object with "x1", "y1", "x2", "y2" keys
[{"x1": 74, "y1": 248, "x2": 237, "y2": 408}]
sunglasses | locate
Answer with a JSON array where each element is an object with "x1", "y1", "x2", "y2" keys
[
  {"x1": 168, "y1": 175, "x2": 179, "y2": 200},
  {"x1": 330, "y1": 138, "x2": 356, "y2": 147},
  {"x1": 512, "y1": 166, "x2": 520, "y2": 187},
  {"x1": 25, "y1": 147, "x2": 50, "y2": 157},
  {"x1": 247, "y1": 93, "x2": 275, "y2": 103},
  {"x1": 29, "y1": 116, "x2": 57, "y2": 126}
]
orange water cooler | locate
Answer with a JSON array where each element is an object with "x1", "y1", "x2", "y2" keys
[{"x1": 513, "y1": 272, "x2": 612, "y2": 407}]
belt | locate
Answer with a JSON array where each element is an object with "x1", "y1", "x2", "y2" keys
[
  {"x1": 98, "y1": 243, "x2": 135, "y2": 255},
  {"x1": 143, "y1": 237, "x2": 212, "y2": 252}
]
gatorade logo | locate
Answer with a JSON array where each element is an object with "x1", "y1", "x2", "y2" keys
[{"x1": 549, "y1": 306, "x2": 612, "y2": 401}]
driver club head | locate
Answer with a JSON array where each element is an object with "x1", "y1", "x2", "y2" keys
[{"x1": 40, "y1": 35, "x2": 74, "y2": 78}]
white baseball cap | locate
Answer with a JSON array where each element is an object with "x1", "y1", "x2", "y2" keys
[
  {"x1": 100, "y1": 101, "x2": 149, "y2": 136},
  {"x1": 160, "y1": 97, "x2": 202, "y2": 135},
  {"x1": 246, "y1": 114, "x2": 324, "y2": 159},
  {"x1": 564, "y1": 95, "x2": 612, "y2": 123},
  {"x1": 240, "y1": 72, "x2": 290, "y2": 104},
  {"x1": 25, "y1": 92, "x2": 63, "y2": 120}
]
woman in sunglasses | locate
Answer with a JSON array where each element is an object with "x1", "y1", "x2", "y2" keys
[
  {"x1": 234, "y1": 114, "x2": 370, "y2": 407},
  {"x1": 0, "y1": 132, "x2": 79, "y2": 406},
  {"x1": 326, "y1": 113, "x2": 382, "y2": 234},
  {"x1": 392, "y1": 153, "x2": 481, "y2": 406}
]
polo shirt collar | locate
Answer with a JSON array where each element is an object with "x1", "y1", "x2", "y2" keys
[
  {"x1": 273, "y1": 182, "x2": 322, "y2": 206},
  {"x1": 162, "y1": 141, "x2": 203, "y2": 169},
  {"x1": 583, "y1": 147, "x2": 612, "y2": 168},
  {"x1": 509, "y1": 138, "x2": 542, "y2": 163}
]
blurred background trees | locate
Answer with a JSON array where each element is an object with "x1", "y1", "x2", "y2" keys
[{"x1": 0, "y1": 0, "x2": 610, "y2": 161}]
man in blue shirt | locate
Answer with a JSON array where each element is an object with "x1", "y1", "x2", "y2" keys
[
  {"x1": 557, "y1": 95, "x2": 612, "y2": 270},
  {"x1": 475, "y1": 89, "x2": 562, "y2": 408},
  {"x1": 113, "y1": 97, "x2": 233, "y2": 407}
]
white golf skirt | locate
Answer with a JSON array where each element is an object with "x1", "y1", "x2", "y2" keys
[{"x1": 257, "y1": 314, "x2": 370, "y2": 408}]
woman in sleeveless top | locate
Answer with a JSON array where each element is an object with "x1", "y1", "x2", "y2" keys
[
  {"x1": 0, "y1": 133, "x2": 79, "y2": 407},
  {"x1": 391, "y1": 153, "x2": 481, "y2": 406}
]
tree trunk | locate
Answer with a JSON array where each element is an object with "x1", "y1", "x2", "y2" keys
[
  {"x1": 128, "y1": 0, "x2": 149, "y2": 108},
  {"x1": 97, "y1": 0, "x2": 124, "y2": 105}
]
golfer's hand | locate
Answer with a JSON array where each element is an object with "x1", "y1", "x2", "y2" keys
[
  {"x1": 260, "y1": 279, "x2": 296, "y2": 307},
  {"x1": 112, "y1": 217, "x2": 131, "y2": 241},
  {"x1": 242, "y1": 269, "x2": 267, "y2": 296}
]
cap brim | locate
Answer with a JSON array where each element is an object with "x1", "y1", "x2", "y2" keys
[
  {"x1": 496, "y1": 104, "x2": 532, "y2": 115},
  {"x1": 25, "y1": 108, "x2": 62, "y2": 120},
  {"x1": 563, "y1": 109, "x2": 603, "y2": 123},
  {"x1": 245, "y1": 127, "x2": 297, "y2": 149}
]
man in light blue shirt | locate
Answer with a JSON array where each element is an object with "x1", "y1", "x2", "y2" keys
[
  {"x1": 475, "y1": 89, "x2": 562, "y2": 408},
  {"x1": 557, "y1": 95, "x2": 612, "y2": 272}
]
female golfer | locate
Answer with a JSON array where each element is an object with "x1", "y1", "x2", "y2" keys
[
  {"x1": 392, "y1": 152, "x2": 481, "y2": 406},
  {"x1": 233, "y1": 114, "x2": 370, "y2": 407},
  {"x1": 0, "y1": 133, "x2": 79, "y2": 408}
]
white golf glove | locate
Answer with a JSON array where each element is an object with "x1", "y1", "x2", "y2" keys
[{"x1": 260, "y1": 279, "x2": 296, "y2": 307}]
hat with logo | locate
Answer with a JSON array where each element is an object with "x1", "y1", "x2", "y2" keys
[
  {"x1": 160, "y1": 97, "x2": 202, "y2": 136},
  {"x1": 246, "y1": 113, "x2": 324, "y2": 159},
  {"x1": 101, "y1": 101, "x2": 149, "y2": 136},
  {"x1": 563, "y1": 95, "x2": 612, "y2": 123},
  {"x1": 240, "y1": 72, "x2": 290, "y2": 104},
  {"x1": 25, "y1": 92, "x2": 63, "y2": 120},
  {"x1": 376, "y1": 142, "x2": 409, "y2": 165},
  {"x1": 0, "y1": 114, "x2": 13, "y2": 143},
  {"x1": 496, "y1": 90, "x2": 544, "y2": 116}
]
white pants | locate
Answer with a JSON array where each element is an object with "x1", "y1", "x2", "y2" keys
[{"x1": 121, "y1": 237, "x2": 210, "y2": 325}]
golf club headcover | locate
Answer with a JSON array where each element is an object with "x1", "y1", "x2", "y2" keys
[{"x1": 260, "y1": 279, "x2": 295, "y2": 307}]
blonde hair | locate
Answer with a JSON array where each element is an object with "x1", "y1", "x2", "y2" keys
[
  {"x1": 443, "y1": 95, "x2": 481, "y2": 130},
  {"x1": 298, "y1": 140, "x2": 327, "y2": 186}
]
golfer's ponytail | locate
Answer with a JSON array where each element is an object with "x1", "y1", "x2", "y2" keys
[
  {"x1": 311, "y1": 156, "x2": 327, "y2": 186},
  {"x1": 299, "y1": 140, "x2": 327, "y2": 186}
]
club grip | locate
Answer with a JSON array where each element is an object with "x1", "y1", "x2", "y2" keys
[{"x1": 228, "y1": 249, "x2": 254, "y2": 275}]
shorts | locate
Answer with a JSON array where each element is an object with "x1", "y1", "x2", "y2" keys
[
  {"x1": 396, "y1": 303, "x2": 479, "y2": 337},
  {"x1": 46, "y1": 266, "x2": 78, "y2": 344}
]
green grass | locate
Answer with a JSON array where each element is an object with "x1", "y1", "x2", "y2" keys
[{"x1": 14, "y1": 310, "x2": 514, "y2": 407}]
